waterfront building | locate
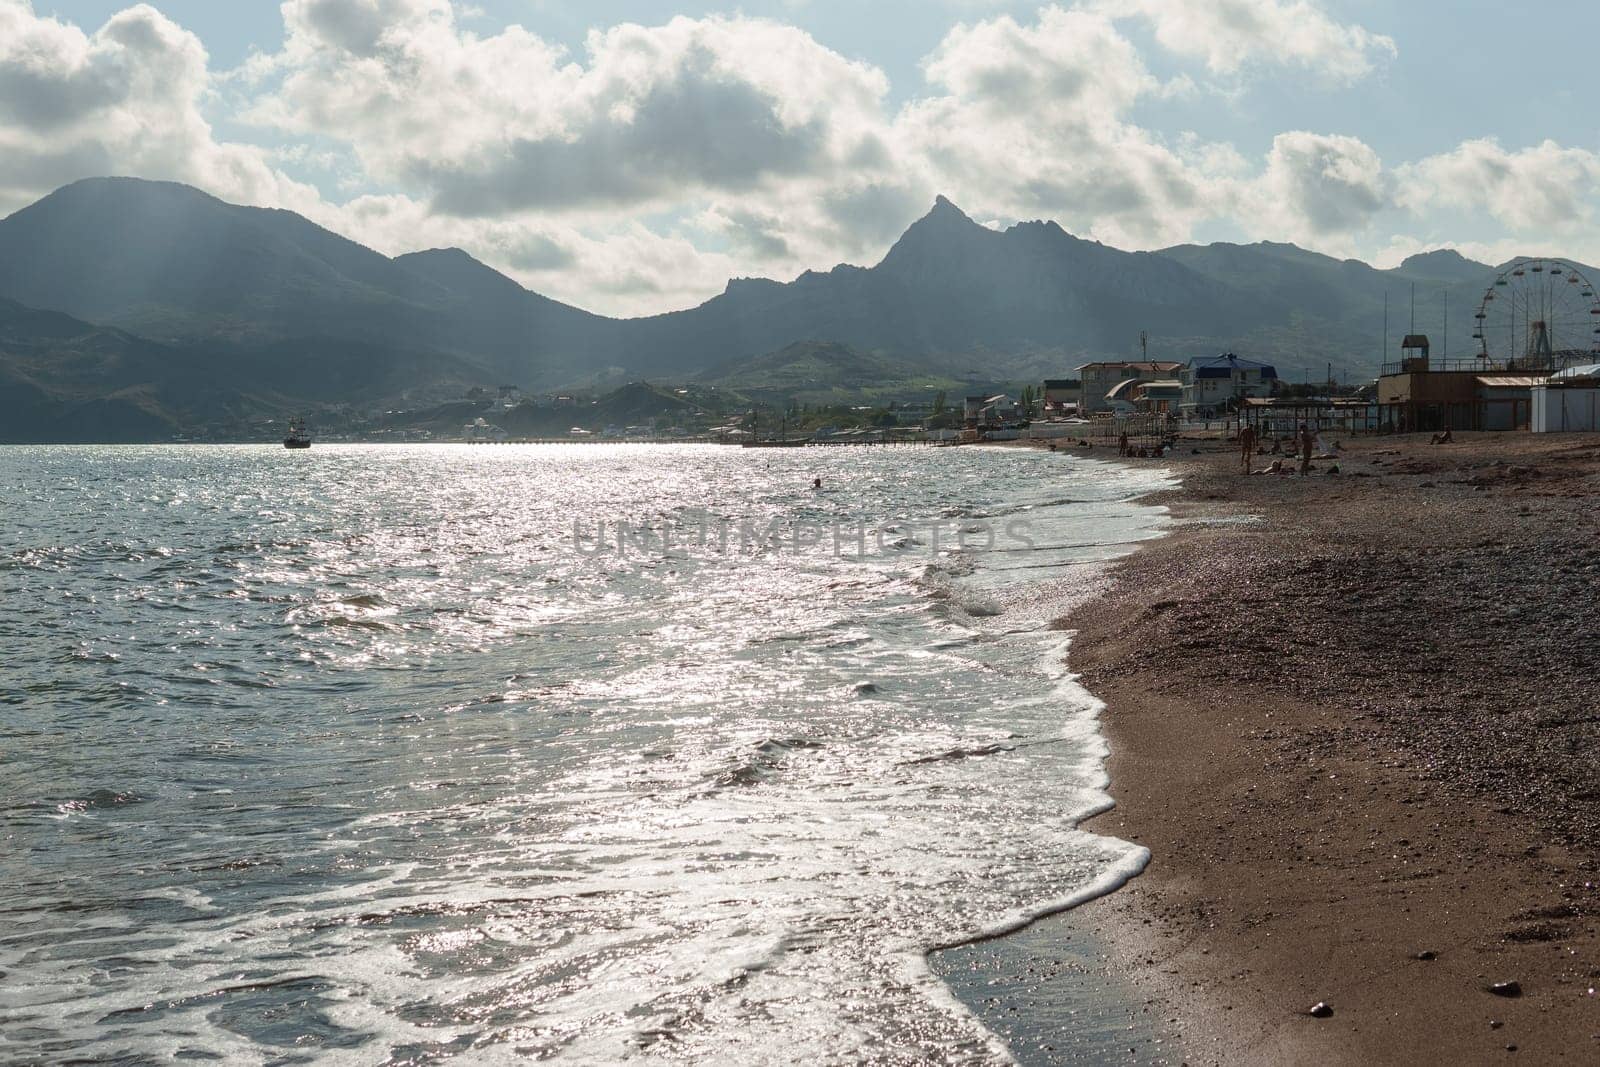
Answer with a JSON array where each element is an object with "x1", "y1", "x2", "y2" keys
[
  {"x1": 963, "y1": 394, "x2": 1023, "y2": 429},
  {"x1": 1076, "y1": 361, "x2": 1184, "y2": 413},
  {"x1": 1129, "y1": 379, "x2": 1184, "y2": 413},
  {"x1": 1377, "y1": 334, "x2": 1546, "y2": 431},
  {"x1": 464, "y1": 417, "x2": 507, "y2": 443},
  {"x1": 1532, "y1": 367, "x2": 1600, "y2": 431},
  {"x1": 1041, "y1": 378, "x2": 1082, "y2": 417},
  {"x1": 1179, "y1": 353, "x2": 1278, "y2": 417}
]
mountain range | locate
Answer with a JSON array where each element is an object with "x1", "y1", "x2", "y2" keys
[{"x1": 0, "y1": 176, "x2": 1555, "y2": 440}]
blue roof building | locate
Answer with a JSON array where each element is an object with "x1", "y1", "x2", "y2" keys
[{"x1": 1181, "y1": 353, "x2": 1279, "y2": 415}]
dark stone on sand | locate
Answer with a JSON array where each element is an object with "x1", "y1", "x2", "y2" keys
[
  {"x1": 1415, "y1": 950, "x2": 1438, "y2": 960},
  {"x1": 1490, "y1": 1020, "x2": 1503, "y2": 1029},
  {"x1": 1308, "y1": 1001, "x2": 1334, "y2": 1018},
  {"x1": 1489, "y1": 981, "x2": 1522, "y2": 998}
]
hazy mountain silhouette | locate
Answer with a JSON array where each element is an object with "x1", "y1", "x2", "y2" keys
[
  {"x1": 0, "y1": 178, "x2": 618, "y2": 385},
  {"x1": 0, "y1": 176, "x2": 1554, "y2": 440},
  {"x1": 1394, "y1": 248, "x2": 1489, "y2": 284}
]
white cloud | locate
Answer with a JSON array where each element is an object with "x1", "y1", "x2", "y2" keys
[
  {"x1": 253, "y1": 4, "x2": 893, "y2": 217},
  {"x1": 921, "y1": 6, "x2": 1154, "y2": 120},
  {"x1": 3, "y1": 0, "x2": 1597, "y2": 318},
  {"x1": 1396, "y1": 138, "x2": 1600, "y2": 231},
  {"x1": 0, "y1": 0, "x2": 316, "y2": 214},
  {"x1": 324, "y1": 191, "x2": 749, "y2": 317},
  {"x1": 233, "y1": 2, "x2": 924, "y2": 308},
  {"x1": 894, "y1": 6, "x2": 1222, "y2": 249},
  {"x1": 1243, "y1": 131, "x2": 1391, "y2": 249},
  {"x1": 1102, "y1": 0, "x2": 1396, "y2": 82}
]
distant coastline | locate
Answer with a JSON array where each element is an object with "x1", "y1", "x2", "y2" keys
[{"x1": 0, "y1": 177, "x2": 1529, "y2": 442}]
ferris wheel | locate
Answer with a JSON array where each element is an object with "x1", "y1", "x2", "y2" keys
[{"x1": 1474, "y1": 258, "x2": 1600, "y2": 369}]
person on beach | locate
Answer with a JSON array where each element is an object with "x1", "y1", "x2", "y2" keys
[
  {"x1": 1298, "y1": 422, "x2": 1314, "y2": 475},
  {"x1": 1239, "y1": 423, "x2": 1257, "y2": 473},
  {"x1": 1118, "y1": 431, "x2": 1130, "y2": 457},
  {"x1": 1431, "y1": 426, "x2": 1454, "y2": 445}
]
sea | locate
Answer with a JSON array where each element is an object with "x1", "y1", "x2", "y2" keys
[{"x1": 0, "y1": 443, "x2": 1172, "y2": 1064}]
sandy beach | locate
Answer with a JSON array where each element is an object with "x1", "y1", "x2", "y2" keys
[{"x1": 1054, "y1": 431, "x2": 1600, "y2": 1063}]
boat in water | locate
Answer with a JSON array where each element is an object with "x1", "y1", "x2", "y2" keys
[{"x1": 283, "y1": 416, "x2": 312, "y2": 449}]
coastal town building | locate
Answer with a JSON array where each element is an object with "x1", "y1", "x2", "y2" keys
[
  {"x1": 1476, "y1": 376, "x2": 1542, "y2": 430},
  {"x1": 1106, "y1": 378, "x2": 1183, "y2": 413},
  {"x1": 1377, "y1": 334, "x2": 1545, "y2": 432},
  {"x1": 1178, "y1": 353, "x2": 1278, "y2": 417},
  {"x1": 963, "y1": 394, "x2": 1023, "y2": 429},
  {"x1": 1040, "y1": 378, "x2": 1081, "y2": 416},
  {"x1": 464, "y1": 417, "x2": 507, "y2": 443},
  {"x1": 1532, "y1": 365, "x2": 1600, "y2": 431},
  {"x1": 1075, "y1": 361, "x2": 1183, "y2": 413}
]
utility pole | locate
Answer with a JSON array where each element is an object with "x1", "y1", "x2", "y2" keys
[{"x1": 1140, "y1": 330, "x2": 1148, "y2": 362}]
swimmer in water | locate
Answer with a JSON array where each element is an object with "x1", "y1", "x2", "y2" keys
[{"x1": 812, "y1": 477, "x2": 822, "y2": 489}]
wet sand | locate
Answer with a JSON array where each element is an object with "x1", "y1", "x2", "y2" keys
[
  {"x1": 1063, "y1": 432, "x2": 1600, "y2": 1063},
  {"x1": 935, "y1": 922, "x2": 1176, "y2": 1064}
]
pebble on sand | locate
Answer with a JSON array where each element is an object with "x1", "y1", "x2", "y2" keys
[
  {"x1": 1308, "y1": 1002, "x2": 1334, "y2": 1019},
  {"x1": 1489, "y1": 981, "x2": 1522, "y2": 998}
]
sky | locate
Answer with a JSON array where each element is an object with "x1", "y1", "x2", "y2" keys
[{"x1": 5, "y1": 1, "x2": 1600, "y2": 317}]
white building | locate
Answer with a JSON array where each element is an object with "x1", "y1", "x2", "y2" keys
[
  {"x1": 1180, "y1": 353, "x2": 1278, "y2": 417},
  {"x1": 1532, "y1": 380, "x2": 1600, "y2": 432}
]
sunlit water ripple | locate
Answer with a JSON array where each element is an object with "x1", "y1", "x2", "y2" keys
[{"x1": 0, "y1": 443, "x2": 1172, "y2": 1064}]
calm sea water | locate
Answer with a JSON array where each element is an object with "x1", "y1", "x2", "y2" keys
[{"x1": 0, "y1": 444, "x2": 1170, "y2": 1064}]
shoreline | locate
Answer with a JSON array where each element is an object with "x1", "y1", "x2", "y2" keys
[
  {"x1": 1065, "y1": 432, "x2": 1600, "y2": 1063},
  {"x1": 931, "y1": 449, "x2": 1182, "y2": 1064}
]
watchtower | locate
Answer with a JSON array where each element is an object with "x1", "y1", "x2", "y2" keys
[{"x1": 1400, "y1": 334, "x2": 1430, "y2": 373}]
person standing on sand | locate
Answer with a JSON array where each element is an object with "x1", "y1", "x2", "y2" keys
[
  {"x1": 1118, "y1": 431, "x2": 1130, "y2": 457},
  {"x1": 1298, "y1": 422, "x2": 1314, "y2": 475},
  {"x1": 1239, "y1": 423, "x2": 1257, "y2": 473}
]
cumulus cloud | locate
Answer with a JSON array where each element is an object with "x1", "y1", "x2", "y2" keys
[
  {"x1": 254, "y1": 5, "x2": 892, "y2": 217},
  {"x1": 895, "y1": 6, "x2": 1217, "y2": 249},
  {"x1": 3, "y1": 0, "x2": 1597, "y2": 316},
  {"x1": 1101, "y1": 0, "x2": 1396, "y2": 82},
  {"x1": 0, "y1": 0, "x2": 314, "y2": 214},
  {"x1": 327, "y1": 191, "x2": 749, "y2": 316},
  {"x1": 1396, "y1": 138, "x2": 1600, "y2": 231},
  {"x1": 1244, "y1": 131, "x2": 1391, "y2": 247}
]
